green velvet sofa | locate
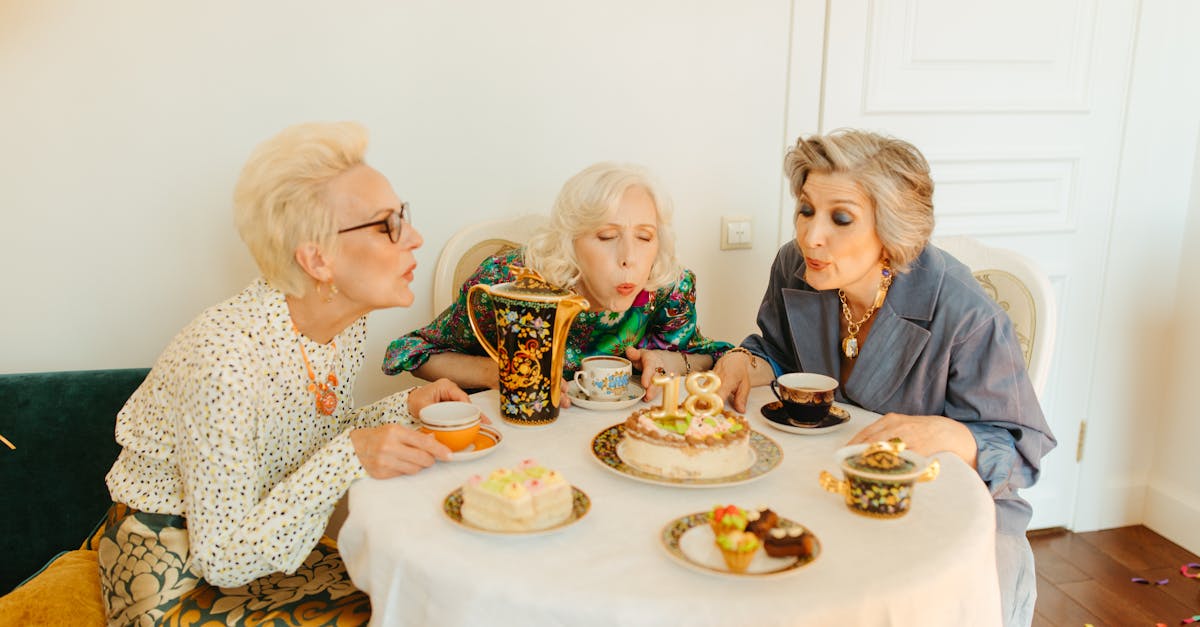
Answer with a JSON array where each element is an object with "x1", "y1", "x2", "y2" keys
[{"x1": 0, "y1": 368, "x2": 149, "y2": 594}]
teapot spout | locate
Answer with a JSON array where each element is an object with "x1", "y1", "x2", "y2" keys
[{"x1": 548, "y1": 295, "x2": 590, "y2": 407}]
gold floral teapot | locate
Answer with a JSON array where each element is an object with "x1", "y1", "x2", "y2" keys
[{"x1": 467, "y1": 266, "x2": 590, "y2": 426}]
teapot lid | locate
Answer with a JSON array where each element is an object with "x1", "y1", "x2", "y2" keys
[
  {"x1": 843, "y1": 438, "x2": 916, "y2": 475},
  {"x1": 490, "y1": 266, "x2": 585, "y2": 303}
]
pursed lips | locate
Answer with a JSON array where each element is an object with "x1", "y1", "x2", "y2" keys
[{"x1": 805, "y1": 257, "x2": 829, "y2": 271}]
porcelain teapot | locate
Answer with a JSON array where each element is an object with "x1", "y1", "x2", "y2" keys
[{"x1": 467, "y1": 266, "x2": 590, "y2": 426}]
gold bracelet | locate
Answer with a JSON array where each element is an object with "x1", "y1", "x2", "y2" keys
[
  {"x1": 725, "y1": 346, "x2": 758, "y2": 368},
  {"x1": 681, "y1": 352, "x2": 692, "y2": 375}
]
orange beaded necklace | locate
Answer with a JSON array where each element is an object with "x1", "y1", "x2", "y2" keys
[{"x1": 293, "y1": 323, "x2": 339, "y2": 415}]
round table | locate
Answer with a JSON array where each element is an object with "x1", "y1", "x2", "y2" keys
[{"x1": 339, "y1": 387, "x2": 1001, "y2": 627}]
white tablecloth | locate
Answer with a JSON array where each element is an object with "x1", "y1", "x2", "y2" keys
[{"x1": 340, "y1": 387, "x2": 1001, "y2": 627}]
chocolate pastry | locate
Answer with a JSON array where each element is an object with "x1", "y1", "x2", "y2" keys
[
  {"x1": 763, "y1": 526, "x2": 815, "y2": 558},
  {"x1": 745, "y1": 508, "x2": 779, "y2": 540}
]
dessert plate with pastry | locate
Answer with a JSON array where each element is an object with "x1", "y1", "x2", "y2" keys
[
  {"x1": 661, "y1": 505, "x2": 820, "y2": 578},
  {"x1": 443, "y1": 460, "x2": 590, "y2": 536},
  {"x1": 589, "y1": 371, "x2": 782, "y2": 487}
]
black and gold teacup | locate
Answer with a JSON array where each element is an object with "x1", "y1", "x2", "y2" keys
[{"x1": 768, "y1": 372, "x2": 838, "y2": 424}]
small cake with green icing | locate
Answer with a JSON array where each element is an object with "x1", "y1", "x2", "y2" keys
[
  {"x1": 460, "y1": 459, "x2": 572, "y2": 532},
  {"x1": 715, "y1": 529, "x2": 760, "y2": 573},
  {"x1": 619, "y1": 372, "x2": 751, "y2": 479},
  {"x1": 708, "y1": 504, "x2": 749, "y2": 534}
]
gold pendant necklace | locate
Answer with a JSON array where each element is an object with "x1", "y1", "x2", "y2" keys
[
  {"x1": 293, "y1": 324, "x2": 340, "y2": 415},
  {"x1": 838, "y1": 262, "x2": 893, "y2": 359}
]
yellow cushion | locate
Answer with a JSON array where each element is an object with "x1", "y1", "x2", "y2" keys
[{"x1": 0, "y1": 550, "x2": 105, "y2": 627}]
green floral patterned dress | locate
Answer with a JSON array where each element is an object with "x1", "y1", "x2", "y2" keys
[{"x1": 383, "y1": 248, "x2": 732, "y2": 377}]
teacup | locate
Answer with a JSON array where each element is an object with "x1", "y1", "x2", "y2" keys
[
  {"x1": 418, "y1": 401, "x2": 481, "y2": 452},
  {"x1": 573, "y1": 356, "x2": 633, "y2": 400},
  {"x1": 818, "y1": 439, "x2": 940, "y2": 519},
  {"x1": 769, "y1": 372, "x2": 838, "y2": 424}
]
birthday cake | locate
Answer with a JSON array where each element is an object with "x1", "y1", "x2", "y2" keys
[
  {"x1": 460, "y1": 460, "x2": 573, "y2": 532},
  {"x1": 619, "y1": 372, "x2": 751, "y2": 479}
]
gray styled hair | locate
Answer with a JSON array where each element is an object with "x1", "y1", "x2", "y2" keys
[
  {"x1": 784, "y1": 128, "x2": 934, "y2": 271},
  {"x1": 525, "y1": 162, "x2": 680, "y2": 291},
  {"x1": 233, "y1": 121, "x2": 368, "y2": 295}
]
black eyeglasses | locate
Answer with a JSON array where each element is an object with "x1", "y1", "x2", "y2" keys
[{"x1": 337, "y1": 202, "x2": 411, "y2": 243}]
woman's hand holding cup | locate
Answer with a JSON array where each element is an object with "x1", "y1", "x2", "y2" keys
[{"x1": 350, "y1": 424, "x2": 451, "y2": 478}]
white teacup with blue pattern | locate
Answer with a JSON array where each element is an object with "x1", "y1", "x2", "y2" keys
[{"x1": 573, "y1": 356, "x2": 632, "y2": 400}]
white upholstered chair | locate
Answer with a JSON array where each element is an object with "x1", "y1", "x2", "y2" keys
[
  {"x1": 932, "y1": 236, "x2": 1056, "y2": 397},
  {"x1": 431, "y1": 215, "x2": 547, "y2": 317}
]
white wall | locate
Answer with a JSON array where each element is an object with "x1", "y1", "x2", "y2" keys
[
  {"x1": 0, "y1": 1, "x2": 796, "y2": 404},
  {"x1": 1144, "y1": 128, "x2": 1200, "y2": 554},
  {"x1": 1073, "y1": 0, "x2": 1200, "y2": 552}
]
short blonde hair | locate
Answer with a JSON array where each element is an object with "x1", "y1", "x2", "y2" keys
[
  {"x1": 784, "y1": 129, "x2": 934, "y2": 272},
  {"x1": 233, "y1": 121, "x2": 368, "y2": 296},
  {"x1": 525, "y1": 162, "x2": 680, "y2": 291}
]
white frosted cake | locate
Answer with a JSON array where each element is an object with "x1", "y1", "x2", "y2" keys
[
  {"x1": 619, "y1": 408, "x2": 751, "y2": 479},
  {"x1": 460, "y1": 460, "x2": 573, "y2": 532}
]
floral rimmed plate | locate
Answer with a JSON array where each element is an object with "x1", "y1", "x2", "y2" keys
[
  {"x1": 590, "y1": 424, "x2": 782, "y2": 488},
  {"x1": 447, "y1": 425, "x2": 503, "y2": 462},
  {"x1": 442, "y1": 486, "x2": 591, "y2": 536},
  {"x1": 567, "y1": 381, "x2": 647, "y2": 411},
  {"x1": 661, "y1": 512, "x2": 819, "y2": 578},
  {"x1": 760, "y1": 404, "x2": 852, "y2": 435}
]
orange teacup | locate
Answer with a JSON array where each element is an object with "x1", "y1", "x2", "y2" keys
[{"x1": 418, "y1": 402, "x2": 481, "y2": 452}]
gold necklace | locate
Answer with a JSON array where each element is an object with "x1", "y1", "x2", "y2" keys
[
  {"x1": 293, "y1": 323, "x2": 340, "y2": 415},
  {"x1": 837, "y1": 262, "x2": 894, "y2": 359}
]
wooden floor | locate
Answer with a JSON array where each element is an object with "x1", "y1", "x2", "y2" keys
[{"x1": 1030, "y1": 525, "x2": 1200, "y2": 626}]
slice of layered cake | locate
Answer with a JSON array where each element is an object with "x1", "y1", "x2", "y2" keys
[{"x1": 460, "y1": 459, "x2": 573, "y2": 532}]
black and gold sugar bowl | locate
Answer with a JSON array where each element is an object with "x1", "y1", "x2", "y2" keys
[{"x1": 818, "y1": 438, "x2": 939, "y2": 519}]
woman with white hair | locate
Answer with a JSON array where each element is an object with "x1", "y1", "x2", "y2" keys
[
  {"x1": 713, "y1": 129, "x2": 1055, "y2": 627},
  {"x1": 98, "y1": 122, "x2": 472, "y2": 625},
  {"x1": 384, "y1": 162, "x2": 731, "y2": 397}
]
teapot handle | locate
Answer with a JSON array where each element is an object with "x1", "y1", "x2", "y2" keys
[{"x1": 466, "y1": 284, "x2": 500, "y2": 364}]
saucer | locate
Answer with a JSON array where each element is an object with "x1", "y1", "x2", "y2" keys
[
  {"x1": 447, "y1": 425, "x2": 503, "y2": 462},
  {"x1": 567, "y1": 381, "x2": 646, "y2": 411},
  {"x1": 760, "y1": 403, "x2": 851, "y2": 435}
]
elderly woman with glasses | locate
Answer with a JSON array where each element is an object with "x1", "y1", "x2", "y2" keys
[
  {"x1": 383, "y1": 161, "x2": 731, "y2": 401},
  {"x1": 98, "y1": 122, "x2": 472, "y2": 626},
  {"x1": 713, "y1": 129, "x2": 1055, "y2": 627}
]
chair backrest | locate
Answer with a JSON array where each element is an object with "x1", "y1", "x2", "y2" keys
[
  {"x1": 0, "y1": 368, "x2": 150, "y2": 594},
  {"x1": 932, "y1": 236, "x2": 1056, "y2": 397},
  {"x1": 432, "y1": 215, "x2": 547, "y2": 316}
]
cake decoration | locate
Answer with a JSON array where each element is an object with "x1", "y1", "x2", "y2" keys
[{"x1": 619, "y1": 372, "x2": 753, "y2": 479}]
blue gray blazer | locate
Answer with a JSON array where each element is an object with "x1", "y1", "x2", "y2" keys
[{"x1": 744, "y1": 242, "x2": 1056, "y2": 534}]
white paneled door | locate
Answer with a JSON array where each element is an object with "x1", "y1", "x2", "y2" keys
[{"x1": 794, "y1": 0, "x2": 1140, "y2": 528}]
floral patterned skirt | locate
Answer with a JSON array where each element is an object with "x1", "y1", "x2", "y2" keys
[{"x1": 91, "y1": 503, "x2": 370, "y2": 626}]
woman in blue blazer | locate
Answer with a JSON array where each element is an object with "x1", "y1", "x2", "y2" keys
[{"x1": 715, "y1": 129, "x2": 1055, "y2": 627}]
